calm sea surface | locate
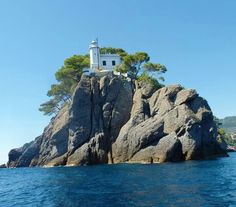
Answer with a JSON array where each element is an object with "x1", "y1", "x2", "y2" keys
[{"x1": 1, "y1": 153, "x2": 236, "y2": 207}]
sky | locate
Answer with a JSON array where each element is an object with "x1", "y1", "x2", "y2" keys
[{"x1": 0, "y1": 0, "x2": 236, "y2": 163}]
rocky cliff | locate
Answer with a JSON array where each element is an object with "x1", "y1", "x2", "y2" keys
[{"x1": 8, "y1": 74, "x2": 226, "y2": 167}]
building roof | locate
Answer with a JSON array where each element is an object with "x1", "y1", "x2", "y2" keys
[
  {"x1": 89, "y1": 40, "x2": 98, "y2": 48},
  {"x1": 91, "y1": 40, "x2": 97, "y2": 44},
  {"x1": 100, "y1": 54, "x2": 120, "y2": 57}
]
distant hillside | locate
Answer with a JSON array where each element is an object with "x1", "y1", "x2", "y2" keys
[{"x1": 220, "y1": 116, "x2": 236, "y2": 134}]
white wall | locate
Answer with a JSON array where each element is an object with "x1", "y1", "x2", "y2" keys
[
  {"x1": 90, "y1": 47, "x2": 100, "y2": 69},
  {"x1": 99, "y1": 54, "x2": 121, "y2": 71}
]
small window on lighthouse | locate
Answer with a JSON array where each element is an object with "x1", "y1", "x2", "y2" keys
[
  {"x1": 112, "y1": 60, "x2": 116, "y2": 66},
  {"x1": 102, "y1": 61, "x2": 106, "y2": 66}
]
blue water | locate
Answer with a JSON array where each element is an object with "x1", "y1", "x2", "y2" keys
[{"x1": 1, "y1": 154, "x2": 236, "y2": 207}]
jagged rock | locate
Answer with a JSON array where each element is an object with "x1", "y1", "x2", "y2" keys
[
  {"x1": 130, "y1": 132, "x2": 183, "y2": 163},
  {"x1": 112, "y1": 84, "x2": 226, "y2": 163},
  {"x1": 8, "y1": 104, "x2": 70, "y2": 168},
  {"x1": 8, "y1": 142, "x2": 31, "y2": 168},
  {"x1": 7, "y1": 75, "x2": 227, "y2": 168},
  {"x1": 67, "y1": 133, "x2": 108, "y2": 166},
  {"x1": 175, "y1": 89, "x2": 197, "y2": 105},
  {"x1": 36, "y1": 104, "x2": 70, "y2": 165},
  {"x1": 137, "y1": 80, "x2": 156, "y2": 98},
  {"x1": 68, "y1": 75, "x2": 93, "y2": 154},
  {"x1": 0, "y1": 164, "x2": 6, "y2": 168},
  {"x1": 8, "y1": 137, "x2": 43, "y2": 168},
  {"x1": 44, "y1": 154, "x2": 68, "y2": 167}
]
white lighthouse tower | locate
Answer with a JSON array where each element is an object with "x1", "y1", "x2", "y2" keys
[{"x1": 89, "y1": 39, "x2": 100, "y2": 72}]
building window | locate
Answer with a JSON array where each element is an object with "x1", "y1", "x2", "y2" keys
[
  {"x1": 102, "y1": 61, "x2": 106, "y2": 66},
  {"x1": 112, "y1": 60, "x2": 116, "y2": 66}
]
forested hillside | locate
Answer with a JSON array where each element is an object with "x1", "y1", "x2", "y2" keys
[{"x1": 220, "y1": 116, "x2": 236, "y2": 134}]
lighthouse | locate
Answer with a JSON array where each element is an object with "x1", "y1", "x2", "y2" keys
[
  {"x1": 88, "y1": 40, "x2": 121, "y2": 74},
  {"x1": 89, "y1": 39, "x2": 100, "y2": 71}
]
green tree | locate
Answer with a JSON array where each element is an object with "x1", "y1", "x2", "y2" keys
[
  {"x1": 218, "y1": 128, "x2": 226, "y2": 136},
  {"x1": 55, "y1": 54, "x2": 89, "y2": 82},
  {"x1": 116, "y1": 51, "x2": 167, "y2": 87},
  {"x1": 137, "y1": 72, "x2": 164, "y2": 90},
  {"x1": 144, "y1": 62, "x2": 167, "y2": 77},
  {"x1": 100, "y1": 47, "x2": 128, "y2": 60},
  {"x1": 119, "y1": 52, "x2": 150, "y2": 78},
  {"x1": 218, "y1": 128, "x2": 236, "y2": 146},
  {"x1": 39, "y1": 99, "x2": 60, "y2": 116},
  {"x1": 39, "y1": 54, "x2": 89, "y2": 116},
  {"x1": 47, "y1": 82, "x2": 72, "y2": 102},
  {"x1": 40, "y1": 48, "x2": 167, "y2": 116}
]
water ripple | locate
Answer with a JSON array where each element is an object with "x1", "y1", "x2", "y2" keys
[{"x1": 0, "y1": 153, "x2": 236, "y2": 206}]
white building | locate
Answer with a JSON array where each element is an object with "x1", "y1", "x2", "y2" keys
[{"x1": 88, "y1": 40, "x2": 121, "y2": 74}]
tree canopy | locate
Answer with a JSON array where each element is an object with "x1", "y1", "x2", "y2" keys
[
  {"x1": 115, "y1": 52, "x2": 167, "y2": 80},
  {"x1": 39, "y1": 54, "x2": 89, "y2": 116},
  {"x1": 39, "y1": 47, "x2": 167, "y2": 116}
]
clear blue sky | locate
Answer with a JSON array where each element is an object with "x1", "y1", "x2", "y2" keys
[{"x1": 0, "y1": 0, "x2": 236, "y2": 163}]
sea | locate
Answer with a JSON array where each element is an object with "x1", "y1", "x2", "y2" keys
[{"x1": 1, "y1": 153, "x2": 236, "y2": 207}]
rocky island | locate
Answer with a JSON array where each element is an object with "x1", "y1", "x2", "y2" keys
[
  {"x1": 7, "y1": 40, "x2": 227, "y2": 167},
  {"x1": 7, "y1": 74, "x2": 226, "y2": 167}
]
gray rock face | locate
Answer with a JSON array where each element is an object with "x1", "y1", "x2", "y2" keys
[
  {"x1": 130, "y1": 132, "x2": 183, "y2": 163},
  {"x1": 7, "y1": 75, "x2": 226, "y2": 167},
  {"x1": 0, "y1": 164, "x2": 6, "y2": 168},
  {"x1": 112, "y1": 84, "x2": 226, "y2": 163},
  {"x1": 8, "y1": 75, "x2": 133, "y2": 167}
]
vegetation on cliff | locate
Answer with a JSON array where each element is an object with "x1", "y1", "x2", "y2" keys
[
  {"x1": 217, "y1": 128, "x2": 236, "y2": 147},
  {"x1": 39, "y1": 47, "x2": 167, "y2": 116},
  {"x1": 215, "y1": 117, "x2": 236, "y2": 149},
  {"x1": 220, "y1": 116, "x2": 236, "y2": 134},
  {"x1": 39, "y1": 54, "x2": 89, "y2": 115}
]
